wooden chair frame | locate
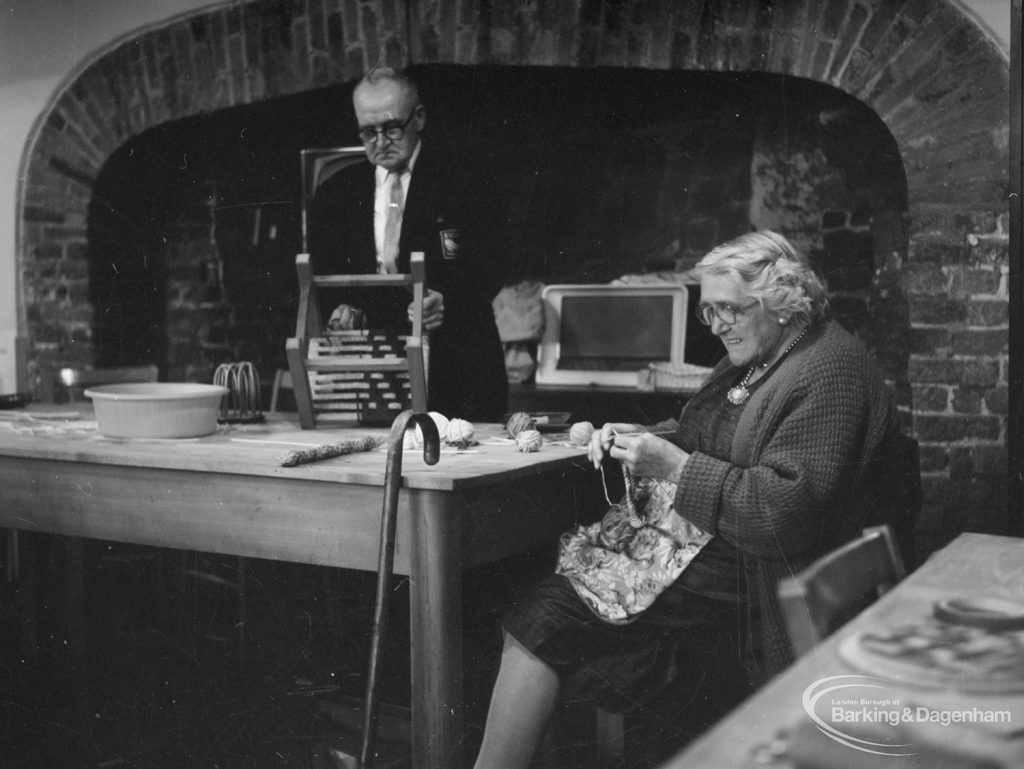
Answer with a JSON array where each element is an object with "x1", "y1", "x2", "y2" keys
[
  {"x1": 286, "y1": 251, "x2": 427, "y2": 429},
  {"x1": 777, "y1": 525, "x2": 907, "y2": 657},
  {"x1": 269, "y1": 368, "x2": 293, "y2": 413}
]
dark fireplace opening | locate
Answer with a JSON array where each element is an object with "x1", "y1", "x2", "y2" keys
[{"x1": 85, "y1": 64, "x2": 907, "y2": 389}]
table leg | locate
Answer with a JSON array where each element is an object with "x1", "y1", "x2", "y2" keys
[
  {"x1": 64, "y1": 536, "x2": 85, "y2": 666},
  {"x1": 14, "y1": 531, "x2": 38, "y2": 668},
  {"x1": 408, "y1": 488, "x2": 464, "y2": 769}
]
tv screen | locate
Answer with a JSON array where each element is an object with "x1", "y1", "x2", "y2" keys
[{"x1": 558, "y1": 294, "x2": 675, "y2": 370}]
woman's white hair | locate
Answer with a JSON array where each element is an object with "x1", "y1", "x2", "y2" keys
[{"x1": 694, "y1": 230, "x2": 829, "y2": 323}]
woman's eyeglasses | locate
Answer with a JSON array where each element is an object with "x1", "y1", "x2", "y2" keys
[
  {"x1": 696, "y1": 300, "x2": 760, "y2": 326},
  {"x1": 357, "y1": 106, "x2": 420, "y2": 145}
]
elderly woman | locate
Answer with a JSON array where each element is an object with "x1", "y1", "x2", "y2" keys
[{"x1": 472, "y1": 230, "x2": 903, "y2": 768}]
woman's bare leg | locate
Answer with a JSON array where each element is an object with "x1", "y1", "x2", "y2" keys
[{"x1": 473, "y1": 632, "x2": 560, "y2": 769}]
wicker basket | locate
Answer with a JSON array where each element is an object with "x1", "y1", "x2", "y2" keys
[{"x1": 648, "y1": 362, "x2": 713, "y2": 392}]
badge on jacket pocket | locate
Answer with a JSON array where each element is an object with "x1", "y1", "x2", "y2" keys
[{"x1": 439, "y1": 228, "x2": 461, "y2": 260}]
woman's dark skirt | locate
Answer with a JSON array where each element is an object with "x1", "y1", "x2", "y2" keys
[{"x1": 502, "y1": 573, "x2": 747, "y2": 713}]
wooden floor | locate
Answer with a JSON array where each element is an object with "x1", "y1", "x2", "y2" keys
[{"x1": 0, "y1": 538, "x2": 724, "y2": 768}]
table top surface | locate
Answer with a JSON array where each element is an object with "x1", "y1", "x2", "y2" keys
[
  {"x1": 0, "y1": 406, "x2": 593, "y2": 491},
  {"x1": 662, "y1": 531, "x2": 1024, "y2": 768}
]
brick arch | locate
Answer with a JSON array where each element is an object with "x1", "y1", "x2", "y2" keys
[
  {"x1": 19, "y1": 1, "x2": 1011, "y2": 551},
  {"x1": 21, "y1": 1, "x2": 1007, "y2": 329},
  {"x1": 20, "y1": 0, "x2": 1008, "y2": 320}
]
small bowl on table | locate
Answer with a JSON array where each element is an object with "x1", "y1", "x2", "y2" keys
[{"x1": 85, "y1": 383, "x2": 229, "y2": 439}]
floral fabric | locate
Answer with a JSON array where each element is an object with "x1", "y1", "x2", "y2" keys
[{"x1": 555, "y1": 477, "x2": 712, "y2": 624}]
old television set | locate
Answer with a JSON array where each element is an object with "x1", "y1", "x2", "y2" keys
[{"x1": 536, "y1": 283, "x2": 716, "y2": 388}]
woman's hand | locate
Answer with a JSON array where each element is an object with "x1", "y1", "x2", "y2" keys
[
  {"x1": 588, "y1": 422, "x2": 643, "y2": 469},
  {"x1": 605, "y1": 431, "x2": 690, "y2": 483}
]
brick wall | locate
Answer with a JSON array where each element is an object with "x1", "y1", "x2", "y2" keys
[
  {"x1": 17, "y1": 0, "x2": 1014, "y2": 559},
  {"x1": 907, "y1": 225, "x2": 1012, "y2": 552},
  {"x1": 163, "y1": 181, "x2": 237, "y2": 384}
]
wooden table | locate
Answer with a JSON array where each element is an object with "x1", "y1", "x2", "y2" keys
[
  {"x1": 0, "y1": 410, "x2": 603, "y2": 769},
  {"x1": 659, "y1": 532, "x2": 1024, "y2": 768}
]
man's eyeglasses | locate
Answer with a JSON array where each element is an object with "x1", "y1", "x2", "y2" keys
[
  {"x1": 696, "y1": 300, "x2": 760, "y2": 326},
  {"x1": 357, "y1": 106, "x2": 420, "y2": 145}
]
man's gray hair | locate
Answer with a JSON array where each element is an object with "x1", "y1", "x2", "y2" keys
[{"x1": 360, "y1": 66, "x2": 419, "y2": 101}]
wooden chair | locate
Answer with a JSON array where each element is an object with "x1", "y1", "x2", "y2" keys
[
  {"x1": 269, "y1": 368, "x2": 293, "y2": 413},
  {"x1": 298, "y1": 146, "x2": 365, "y2": 253},
  {"x1": 777, "y1": 525, "x2": 907, "y2": 657}
]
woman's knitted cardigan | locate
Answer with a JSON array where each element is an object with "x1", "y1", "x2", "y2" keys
[{"x1": 674, "y1": 320, "x2": 898, "y2": 678}]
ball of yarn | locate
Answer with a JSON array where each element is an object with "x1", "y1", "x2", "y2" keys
[
  {"x1": 446, "y1": 418, "x2": 475, "y2": 443},
  {"x1": 569, "y1": 421, "x2": 595, "y2": 447},
  {"x1": 403, "y1": 428, "x2": 421, "y2": 450},
  {"x1": 515, "y1": 429, "x2": 543, "y2": 453},
  {"x1": 428, "y1": 411, "x2": 449, "y2": 440},
  {"x1": 505, "y1": 411, "x2": 535, "y2": 438}
]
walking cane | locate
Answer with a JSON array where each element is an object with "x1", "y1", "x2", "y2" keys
[{"x1": 346, "y1": 409, "x2": 440, "y2": 769}]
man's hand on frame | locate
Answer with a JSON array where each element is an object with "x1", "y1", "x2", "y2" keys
[{"x1": 412, "y1": 289, "x2": 445, "y2": 331}]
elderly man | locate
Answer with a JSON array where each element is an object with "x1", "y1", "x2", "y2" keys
[{"x1": 308, "y1": 67, "x2": 508, "y2": 422}]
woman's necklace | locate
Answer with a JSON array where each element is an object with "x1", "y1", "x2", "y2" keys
[{"x1": 726, "y1": 326, "x2": 809, "y2": 406}]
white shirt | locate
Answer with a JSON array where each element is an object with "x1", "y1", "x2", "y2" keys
[{"x1": 373, "y1": 141, "x2": 421, "y2": 270}]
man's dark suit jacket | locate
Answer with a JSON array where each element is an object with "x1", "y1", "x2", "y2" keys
[{"x1": 307, "y1": 142, "x2": 508, "y2": 422}]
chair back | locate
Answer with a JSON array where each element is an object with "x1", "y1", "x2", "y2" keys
[
  {"x1": 299, "y1": 146, "x2": 365, "y2": 252},
  {"x1": 777, "y1": 525, "x2": 906, "y2": 657},
  {"x1": 269, "y1": 368, "x2": 294, "y2": 413},
  {"x1": 42, "y1": 363, "x2": 159, "y2": 403}
]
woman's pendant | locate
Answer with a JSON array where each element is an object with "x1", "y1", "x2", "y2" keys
[{"x1": 727, "y1": 384, "x2": 750, "y2": 405}]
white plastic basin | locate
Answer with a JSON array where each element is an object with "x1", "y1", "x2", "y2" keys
[{"x1": 85, "y1": 382, "x2": 229, "y2": 438}]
